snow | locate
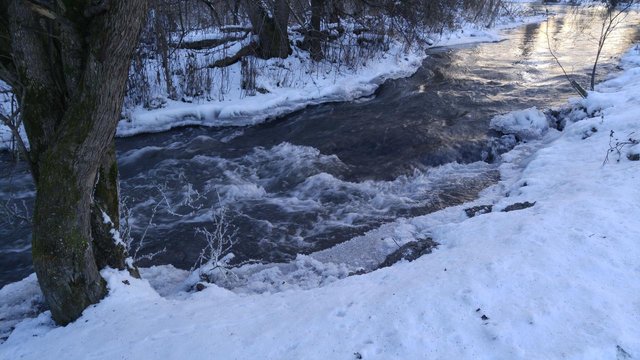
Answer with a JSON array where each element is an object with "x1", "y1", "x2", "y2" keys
[
  {"x1": 0, "y1": 81, "x2": 16, "y2": 152},
  {"x1": 100, "y1": 211, "x2": 126, "y2": 248},
  {"x1": 0, "y1": 80, "x2": 28, "y2": 152},
  {"x1": 117, "y1": 46, "x2": 425, "y2": 136},
  {"x1": 1, "y1": 43, "x2": 640, "y2": 359},
  {"x1": 490, "y1": 107, "x2": 550, "y2": 140},
  {"x1": 0, "y1": 127, "x2": 11, "y2": 151},
  {"x1": 0, "y1": 274, "x2": 43, "y2": 343}
]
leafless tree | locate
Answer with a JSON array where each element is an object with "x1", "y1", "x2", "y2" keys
[
  {"x1": 590, "y1": 0, "x2": 636, "y2": 90},
  {"x1": 245, "y1": 0, "x2": 292, "y2": 59},
  {"x1": 546, "y1": 0, "x2": 636, "y2": 96}
]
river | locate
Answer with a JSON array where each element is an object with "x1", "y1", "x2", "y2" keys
[{"x1": 1, "y1": 5, "x2": 639, "y2": 287}]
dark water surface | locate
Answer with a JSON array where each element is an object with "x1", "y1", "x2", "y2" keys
[{"x1": 2, "y1": 6, "x2": 639, "y2": 286}]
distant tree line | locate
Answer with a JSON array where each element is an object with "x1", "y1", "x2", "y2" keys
[
  {"x1": 124, "y1": 0, "x2": 506, "y2": 106},
  {"x1": 146, "y1": 0, "x2": 505, "y2": 62}
]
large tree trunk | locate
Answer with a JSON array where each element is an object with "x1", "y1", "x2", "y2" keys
[
  {"x1": 307, "y1": 0, "x2": 324, "y2": 61},
  {"x1": 329, "y1": 0, "x2": 342, "y2": 24},
  {"x1": 91, "y1": 142, "x2": 130, "y2": 271},
  {"x1": 245, "y1": 0, "x2": 291, "y2": 59},
  {"x1": 33, "y1": 145, "x2": 107, "y2": 325},
  {"x1": 5, "y1": 0, "x2": 147, "y2": 325}
]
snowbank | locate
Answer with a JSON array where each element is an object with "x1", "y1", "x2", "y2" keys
[
  {"x1": 0, "y1": 274, "x2": 43, "y2": 343},
  {"x1": 117, "y1": 45, "x2": 425, "y2": 136},
  {"x1": 2, "y1": 44, "x2": 639, "y2": 359}
]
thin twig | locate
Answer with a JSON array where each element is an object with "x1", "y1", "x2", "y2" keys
[{"x1": 545, "y1": 18, "x2": 587, "y2": 98}]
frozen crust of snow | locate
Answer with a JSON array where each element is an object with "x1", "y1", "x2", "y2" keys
[
  {"x1": 2, "y1": 44, "x2": 640, "y2": 359},
  {"x1": 490, "y1": 107, "x2": 549, "y2": 140}
]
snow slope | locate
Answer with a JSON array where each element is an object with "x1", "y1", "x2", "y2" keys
[{"x1": 1, "y1": 44, "x2": 639, "y2": 359}]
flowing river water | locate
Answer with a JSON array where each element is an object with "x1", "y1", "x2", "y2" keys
[{"x1": 1, "y1": 6, "x2": 639, "y2": 287}]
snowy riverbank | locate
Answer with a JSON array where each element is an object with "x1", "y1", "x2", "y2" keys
[
  {"x1": 1, "y1": 42, "x2": 639, "y2": 359},
  {"x1": 116, "y1": 12, "x2": 548, "y2": 137}
]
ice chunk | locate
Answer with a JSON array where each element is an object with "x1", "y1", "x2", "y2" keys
[{"x1": 490, "y1": 107, "x2": 549, "y2": 140}]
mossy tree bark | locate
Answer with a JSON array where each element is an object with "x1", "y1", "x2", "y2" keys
[
  {"x1": 91, "y1": 142, "x2": 130, "y2": 271},
  {"x1": 1, "y1": 0, "x2": 147, "y2": 325}
]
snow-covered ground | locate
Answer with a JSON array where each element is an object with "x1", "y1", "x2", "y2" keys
[{"x1": 1, "y1": 40, "x2": 639, "y2": 359}]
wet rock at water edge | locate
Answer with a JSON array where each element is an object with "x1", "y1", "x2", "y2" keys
[
  {"x1": 627, "y1": 144, "x2": 640, "y2": 161},
  {"x1": 145, "y1": 97, "x2": 167, "y2": 110},
  {"x1": 195, "y1": 283, "x2": 207, "y2": 292},
  {"x1": 581, "y1": 127, "x2": 598, "y2": 140},
  {"x1": 348, "y1": 268, "x2": 367, "y2": 277},
  {"x1": 483, "y1": 135, "x2": 517, "y2": 163},
  {"x1": 502, "y1": 201, "x2": 536, "y2": 212},
  {"x1": 378, "y1": 238, "x2": 439, "y2": 269},
  {"x1": 545, "y1": 108, "x2": 574, "y2": 132},
  {"x1": 464, "y1": 205, "x2": 493, "y2": 218}
]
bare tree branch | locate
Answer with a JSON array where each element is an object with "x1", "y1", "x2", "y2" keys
[{"x1": 545, "y1": 19, "x2": 588, "y2": 98}]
